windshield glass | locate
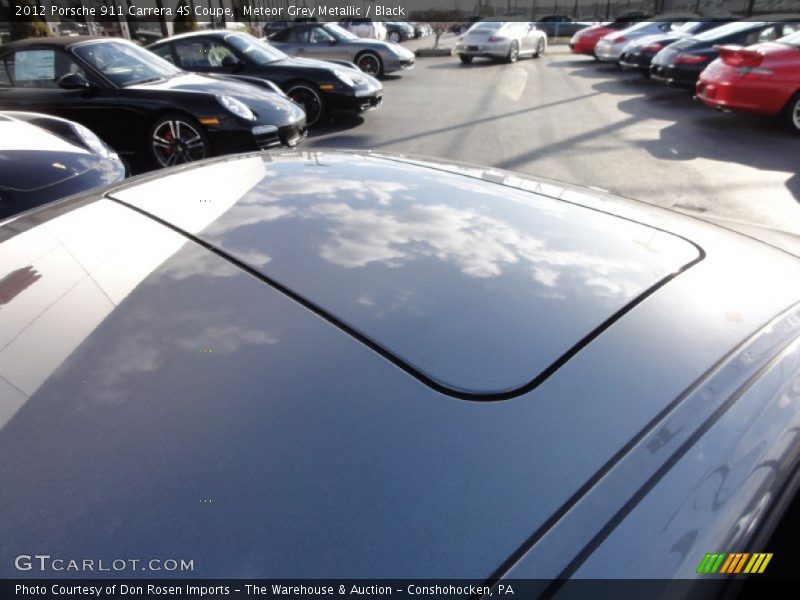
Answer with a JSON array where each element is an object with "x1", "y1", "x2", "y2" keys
[
  {"x1": 779, "y1": 29, "x2": 800, "y2": 46},
  {"x1": 325, "y1": 24, "x2": 358, "y2": 41},
  {"x1": 226, "y1": 33, "x2": 288, "y2": 64},
  {"x1": 694, "y1": 21, "x2": 763, "y2": 41},
  {"x1": 74, "y1": 40, "x2": 180, "y2": 86}
]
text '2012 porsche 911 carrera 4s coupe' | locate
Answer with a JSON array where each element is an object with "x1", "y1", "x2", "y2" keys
[{"x1": 1, "y1": 151, "x2": 800, "y2": 589}]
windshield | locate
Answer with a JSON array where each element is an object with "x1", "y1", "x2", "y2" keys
[
  {"x1": 74, "y1": 40, "x2": 180, "y2": 86},
  {"x1": 226, "y1": 33, "x2": 288, "y2": 64},
  {"x1": 694, "y1": 20, "x2": 763, "y2": 41},
  {"x1": 325, "y1": 24, "x2": 358, "y2": 41},
  {"x1": 780, "y1": 29, "x2": 800, "y2": 46}
]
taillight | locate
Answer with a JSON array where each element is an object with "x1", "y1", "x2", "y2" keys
[
  {"x1": 642, "y1": 42, "x2": 664, "y2": 53},
  {"x1": 611, "y1": 36, "x2": 627, "y2": 44},
  {"x1": 674, "y1": 54, "x2": 709, "y2": 65},
  {"x1": 487, "y1": 36, "x2": 505, "y2": 43}
]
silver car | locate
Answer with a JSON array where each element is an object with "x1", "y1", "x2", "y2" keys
[
  {"x1": 455, "y1": 21, "x2": 548, "y2": 64},
  {"x1": 268, "y1": 22, "x2": 415, "y2": 78},
  {"x1": 594, "y1": 15, "x2": 699, "y2": 63}
]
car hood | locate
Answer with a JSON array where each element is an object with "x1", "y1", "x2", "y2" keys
[
  {"x1": 127, "y1": 72, "x2": 304, "y2": 122},
  {"x1": 2, "y1": 152, "x2": 800, "y2": 579},
  {"x1": 0, "y1": 120, "x2": 100, "y2": 191}
]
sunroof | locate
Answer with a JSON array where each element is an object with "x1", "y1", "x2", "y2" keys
[{"x1": 111, "y1": 153, "x2": 702, "y2": 399}]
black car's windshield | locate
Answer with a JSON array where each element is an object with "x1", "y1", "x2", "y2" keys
[
  {"x1": 694, "y1": 21, "x2": 763, "y2": 41},
  {"x1": 226, "y1": 33, "x2": 288, "y2": 64},
  {"x1": 74, "y1": 40, "x2": 181, "y2": 86},
  {"x1": 779, "y1": 29, "x2": 800, "y2": 47},
  {"x1": 325, "y1": 24, "x2": 359, "y2": 41}
]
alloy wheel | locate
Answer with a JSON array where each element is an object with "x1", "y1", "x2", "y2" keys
[
  {"x1": 287, "y1": 86, "x2": 324, "y2": 127},
  {"x1": 357, "y1": 53, "x2": 381, "y2": 77},
  {"x1": 151, "y1": 119, "x2": 206, "y2": 167}
]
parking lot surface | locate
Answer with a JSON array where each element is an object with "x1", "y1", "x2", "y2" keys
[{"x1": 308, "y1": 34, "x2": 800, "y2": 235}]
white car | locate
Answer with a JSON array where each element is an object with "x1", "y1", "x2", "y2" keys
[
  {"x1": 594, "y1": 14, "x2": 699, "y2": 63},
  {"x1": 339, "y1": 18, "x2": 387, "y2": 40},
  {"x1": 456, "y1": 21, "x2": 548, "y2": 64}
]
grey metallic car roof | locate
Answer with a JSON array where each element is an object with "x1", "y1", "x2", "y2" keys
[
  {"x1": 1, "y1": 151, "x2": 800, "y2": 579},
  {"x1": 111, "y1": 152, "x2": 700, "y2": 398}
]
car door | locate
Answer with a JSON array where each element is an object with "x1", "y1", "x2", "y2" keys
[{"x1": 0, "y1": 47, "x2": 125, "y2": 150}]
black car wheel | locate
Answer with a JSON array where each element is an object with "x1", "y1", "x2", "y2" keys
[
  {"x1": 783, "y1": 92, "x2": 800, "y2": 134},
  {"x1": 534, "y1": 38, "x2": 545, "y2": 58},
  {"x1": 286, "y1": 83, "x2": 326, "y2": 127},
  {"x1": 459, "y1": 54, "x2": 473, "y2": 64},
  {"x1": 506, "y1": 41, "x2": 519, "y2": 63},
  {"x1": 388, "y1": 31, "x2": 401, "y2": 43},
  {"x1": 149, "y1": 114, "x2": 209, "y2": 168},
  {"x1": 356, "y1": 52, "x2": 383, "y2": 77}
]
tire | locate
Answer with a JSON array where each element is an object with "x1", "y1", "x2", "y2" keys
[
  {"x1": 388, "y1": 31, "x2": 401, "y2": 43},
  {"x1": 148, "y1": 113, "x2": 209, "y2": 169},
  {"x1": 285, "y1": 83, "x2": 326, "y2": 127},
  {"x1": 506, "y1": 41, "x2": 519, "y2": 63},
  {"x1": 356, "y1": 51, "x2": 383, "y2": 77},
  {"x1": 783, "y1": 92, "x2": 800, "y2": 134},
  {"x1": 458, "y1": 54, "x2": 473, "y2": 64},
  {"x1": 534, "y1": 38, "x2": 545, "y2": 58}
]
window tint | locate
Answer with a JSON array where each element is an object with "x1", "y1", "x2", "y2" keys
[
  {"x1": 4, "y1": 49, "x2": 85, "y2": 89},
  {"x1": 284, "y1": 27, "x2": 310, "y2": 43},
  {"x1": 174, "y1": 39, "x2": 234, "y2": 69},
  {"x1": 0, "y1": 58, "x2": 10, "y2": 86},
  {"x1": 151, "y1": 44, "x2": 176, "y2": 64},
  {"x1": 309, "y1": 27, "x2": 336, "y2": 44}
]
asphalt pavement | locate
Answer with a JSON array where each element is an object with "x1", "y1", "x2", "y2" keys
[{"x1": 308, "y1": 33, "x2": 800, "y2": 235}]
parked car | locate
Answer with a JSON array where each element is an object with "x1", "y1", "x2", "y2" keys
[
  {"x1": 385, "y1": 22, "x2": 415, "y2": 43},
  {"x1": 149, "y1": 31, "x2": 382, "y2": 128},
  {"x1": 594, "y1": 14, "x2": 701, "y2": 63},
  {"x1": 339, "y1": 18, "x2": 387, "y2": 40},
  {"x1": 455, "y1": 21, "x2": 548, "y2": 64},
  {"x1": 2, "y1": 150, "x2": 800, "y2": 583},
  {"x1": 696, "y1": 29, "x2": 800, "y2": 133},
  {"x1": 569, "y1": 14, "x2": 651, "y2": 56},
  {"x1": 0, "y1": 111, "x2": 125, "y2": 220},
  {"x1": 411, "y1": 22, "x2": 432, "y2": 38},
  {"x1": 269, "y1": 22, "x2": 415, "y2": 78},
  {"x1": 652, "y1": 16, "x2": 800, "y2": 88},
  {"x1": 619, "y1": 19, "x2": 735, "y2": 76},
  {"x1": 0, "y1": 37, "x2": 307, "y2": 170},
  {"x1": 534, "y1": 15, "x2": 592, "y2": 37}
]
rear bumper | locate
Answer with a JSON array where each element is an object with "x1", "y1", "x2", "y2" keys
[
  {"x1": 650, "y1": 64, "x2": 700, "y2": 88},
  {"x1": 696, "y1": 78, "x2": 787, "y2": 116},
  {"x1": 619, "y1": 53, "x2": 652, "y2": 72},
  {"x1": 594, "y1": 43, "x2": 622, "y2": 62},
  {"x1": 569, "y1": 41, "x2": 597, "y2": 55},
  {"x1": 455, "y1": 43, "x2": 511, "y2": 59}
]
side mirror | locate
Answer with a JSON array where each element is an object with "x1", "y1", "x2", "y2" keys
[
  {"x1": 57, "y1": 72, "x2": 93, "y2": 90},
  {"x1": 221, "y1": 55, "x2": 243, "y2": 69}
]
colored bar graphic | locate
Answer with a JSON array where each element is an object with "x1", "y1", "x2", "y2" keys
[{"x1": 700, "y1": 552, "x2": 773, "y2": 575}]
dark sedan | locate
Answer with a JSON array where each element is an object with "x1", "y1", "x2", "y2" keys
[
  {"x1": 651, "y1": 17, "x2": 800, "y2": 87},
  {"x1": 0, "y1": 111, "x2": 124, "y2": 220},
  {"x1": 1, "y1": 151, "x2": 800, "y2": 585},
  {"x1": 619, "y1": 18, "x2": 734, "y2": 76},
  {"x1": 0, "y1": 37, "x2": 307, "y2": 171},
  {"x1": 149, "y1": 31, "x2": 382, "y2": 127}
]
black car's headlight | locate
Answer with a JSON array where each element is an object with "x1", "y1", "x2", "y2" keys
[
  {"x1": 216, "y1": 95, "x2": 256, "y2": 121},
  {"x1": 333, "y1": 68, "x2": 358, "y2": 87}
]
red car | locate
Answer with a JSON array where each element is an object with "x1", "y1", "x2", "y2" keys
[
  {"x1": 569, "y1": 17, "x2": 648, "y2": 57},
  {"x1": 696, "y1": 30, "x2": 800, "y2": 133}
]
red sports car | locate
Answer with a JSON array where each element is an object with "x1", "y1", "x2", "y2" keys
[
  {"x1": 569, "y1": 17, "x2": 648, "y2": 57},
  {"x1": 696, "y1": 30, "x2": 800, "y2": 133}
]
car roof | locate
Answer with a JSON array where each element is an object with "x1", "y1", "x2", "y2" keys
[
  {"x1": 1, "y1": 35, "x2": 102, "y2": 51},
  {"x1": 109, "y1": 151, "x2": 702, "y2": 399},
  {"x1": 150, "y1": 29, "x2": 238, "y2": 45}
]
